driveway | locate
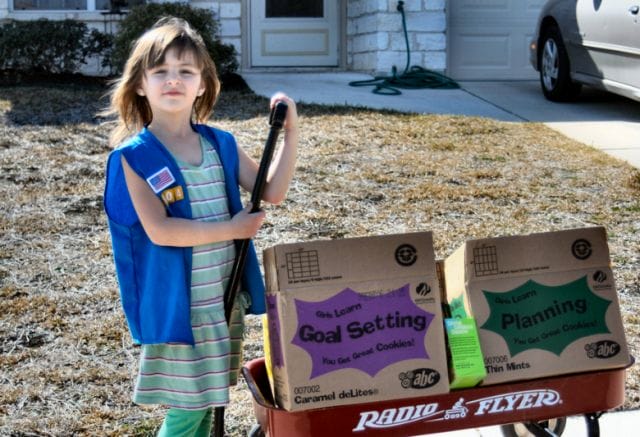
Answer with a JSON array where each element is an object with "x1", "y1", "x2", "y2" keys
[
  {"x1": 242, "y1": 73, "x2": 640, "y2": 169},
  {"x1": 463, "y1": 81, "x2": 640, "y2": 168}
]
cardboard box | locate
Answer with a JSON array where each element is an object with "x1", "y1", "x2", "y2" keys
[
  {"x1": 263, "y1": 232, "x2": 449, "y2": 411},
  {"x1": 444, "y1": 226, "x2": 629, "y2": 385}
]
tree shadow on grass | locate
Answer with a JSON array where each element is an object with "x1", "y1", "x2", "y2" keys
[
  {"x1": 0, "y1": 71, "x2": 399, "y2": 127},
  {"x1": 0, "y1": 72, "x2": 111, "y2": 125}
]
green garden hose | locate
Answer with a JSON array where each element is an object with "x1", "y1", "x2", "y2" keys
[{"x1": 349, "y1": 1, "x2": 459, "y2": 95}]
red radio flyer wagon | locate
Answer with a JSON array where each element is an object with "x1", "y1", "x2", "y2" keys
[{"x1": 242, "y1": 356, "x2": 633, "y2": 437}]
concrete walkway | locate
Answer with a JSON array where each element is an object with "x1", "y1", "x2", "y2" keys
[{"x1": 242, "y1": 72, "x2": 640, "y2": 169}]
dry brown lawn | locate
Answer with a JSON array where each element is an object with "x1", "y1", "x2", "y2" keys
[{"x1": 1, "y1": 82, "x2": 638, "y2": 435}]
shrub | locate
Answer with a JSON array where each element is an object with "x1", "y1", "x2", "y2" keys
[
  {"x1": 111, "y1": 2, "x2": 238, "y2": 76},
  {"x1": 0, "y1": 19, "x2": 109, "y2": 74}
]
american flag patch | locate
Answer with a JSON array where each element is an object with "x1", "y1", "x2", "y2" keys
[{"x1": 146, "y1": 167, "x2": 176, "y2": 193}]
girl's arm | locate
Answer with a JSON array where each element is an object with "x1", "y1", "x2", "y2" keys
[
  {"x1": 121, "y1": 155, "x2": 265, "y2": 247},
  {"x1": 238, "y1": 92, "x2": 298, "y2": 205}
]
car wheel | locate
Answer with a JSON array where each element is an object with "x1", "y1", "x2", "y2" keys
[{"x1": 539, "y1": 25, "x2": 581, "y2": 102}]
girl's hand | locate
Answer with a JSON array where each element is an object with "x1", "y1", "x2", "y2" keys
[
  {"x1": 237, "y1": 93, "x2": 298, "y2": 206},
  {"x1": 231, "y1": 203, "x2": 266, "y2": 239},
  {"x1": 270, "y1": 92, "x2": 298, "y2": 132}
]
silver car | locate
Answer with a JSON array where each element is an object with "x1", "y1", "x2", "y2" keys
[{"x1": 530, "y1": 0, "x2": 640, "y2": 102}]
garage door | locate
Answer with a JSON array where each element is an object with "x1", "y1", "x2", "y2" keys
[{"x1": 448, "y1": 0, "x2": 545, "y2": 80}]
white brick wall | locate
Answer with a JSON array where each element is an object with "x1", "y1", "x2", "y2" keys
[
  {"x1": 424, "y1": 0, "x2": 445, "y2": 11},
  {"x1": 346, "y1": 0, "x2": 446, "y2": 74},
  {"x1": 174, "y1": 0, "x2": 242, "y2": 68},
  {"x1": 219, "y1": 2, "x2": 240, "y2": 19},
  {"x1": 0, "y1": 0, "x2": 9, "y2": 20},
  {"x1": 396, "y1": 0, "x2": 422, "y2": 12}
]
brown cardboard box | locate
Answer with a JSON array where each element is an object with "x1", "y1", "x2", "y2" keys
[
  {"x1": 444, "y1": 226, "x2": 629, "y2": 385},
  {"x1": 263, "y1": 232, "x2": 449, "y2": 411}
]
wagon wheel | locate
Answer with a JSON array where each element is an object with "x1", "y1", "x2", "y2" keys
[
  {"x1": 501, "y1": 416, "x2": 567, "y2": 436},
  {"x1": 248, "y1": 424, "x2": 266, "y2": 437}
]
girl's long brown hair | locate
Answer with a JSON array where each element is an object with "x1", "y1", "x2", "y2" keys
[{"x1": 103, "y1": 17, "x2": 221, "y2": 147}]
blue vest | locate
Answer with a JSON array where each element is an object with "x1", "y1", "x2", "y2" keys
[{"x1": 103, "y1": 125, "x2": 266, "y2": 345}]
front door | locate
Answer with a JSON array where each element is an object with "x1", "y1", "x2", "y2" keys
[{"x1": 250, "y1": 0, "x2": 339, "y2": 67}]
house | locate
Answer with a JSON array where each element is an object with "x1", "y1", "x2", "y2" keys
[{"x1": 0, "y1": 0, "x2": 541, "y2": 80}]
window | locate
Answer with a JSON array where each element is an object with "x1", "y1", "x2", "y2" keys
[
  {"x1": 14, "y1": 0, "x2": 86, "y2": 9},
  {"x1": 12, "y1": 0, "x2": 142, "y2": 11},
  {"x1": 266, "y1": 0, "x2": 323, "y2": 18}
]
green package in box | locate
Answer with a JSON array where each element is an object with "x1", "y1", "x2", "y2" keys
[{"x1": 445, "y1": 317, "x2": 486, "y2": 389}]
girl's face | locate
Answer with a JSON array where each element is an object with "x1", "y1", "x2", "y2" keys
[{"x1": 138, "y1": 47, "x2": 205, "y2": 119}]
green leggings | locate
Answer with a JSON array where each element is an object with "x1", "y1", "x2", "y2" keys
[{"x1": 157, "y1": 407, "x2": 213, "y2": 437}]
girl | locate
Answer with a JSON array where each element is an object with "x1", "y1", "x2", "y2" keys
[{"x1": 103, "y1": 17, "x2": 297, "y2": 436}]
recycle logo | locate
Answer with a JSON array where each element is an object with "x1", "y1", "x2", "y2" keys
[
  {"x1": 572, "y1": 239, "x2": 592, "y2": 260},
  {"x1": 395, "y1": 244, "x2": 417, "y2": 266}
]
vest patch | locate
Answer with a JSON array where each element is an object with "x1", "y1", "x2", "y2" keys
[
  {"x1": 161, "y1": 186, "x2": 184, "y2": 205},
  {"x1": 146, "y1": 166, "x2": 175, "y2": 193}
]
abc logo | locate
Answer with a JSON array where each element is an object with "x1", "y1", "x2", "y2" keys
[
  {"x1": 399, "y1": 368, "x2": 440, "y2": 389},
  {"x1": 585, "y1": 341, "x2": 620, "y2": 359}
]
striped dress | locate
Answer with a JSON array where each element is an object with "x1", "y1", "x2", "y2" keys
[{"x1": 133, "y1": 136, "x2": 248, "y2": 410}]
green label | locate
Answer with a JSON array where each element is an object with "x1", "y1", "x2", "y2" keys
[
  {"x1": 480, "y1": 276, "x2": 611, "y2": 356},
  {"x1": 449, "y1": 295, "x2": 468, "y2": 319},
  {"x1": 445, "y1": 317, "x2": 486, "y2": 389}
]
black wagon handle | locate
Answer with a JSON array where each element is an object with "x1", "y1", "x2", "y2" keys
[
  {"x1": 249, "y1": 101, "x2": 288, "y2": 213},
  {"x1": 224, "y1": 101, "x2": 288, "y2": 323},
  {"x1": 215, "y1": 101, "x2": 288, "y2": 437}
]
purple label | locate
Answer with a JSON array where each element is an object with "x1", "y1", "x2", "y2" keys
[
  {"x1": 266, "y1": 294, "x2": 284, "y2": 368},
  {"x1": 291, "y1": 285, "x2": 434, "y2": 379}
]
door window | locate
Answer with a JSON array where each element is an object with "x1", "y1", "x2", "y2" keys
[{"x1": 266, "y1": 0, "x2": 323, "y2": 18}]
